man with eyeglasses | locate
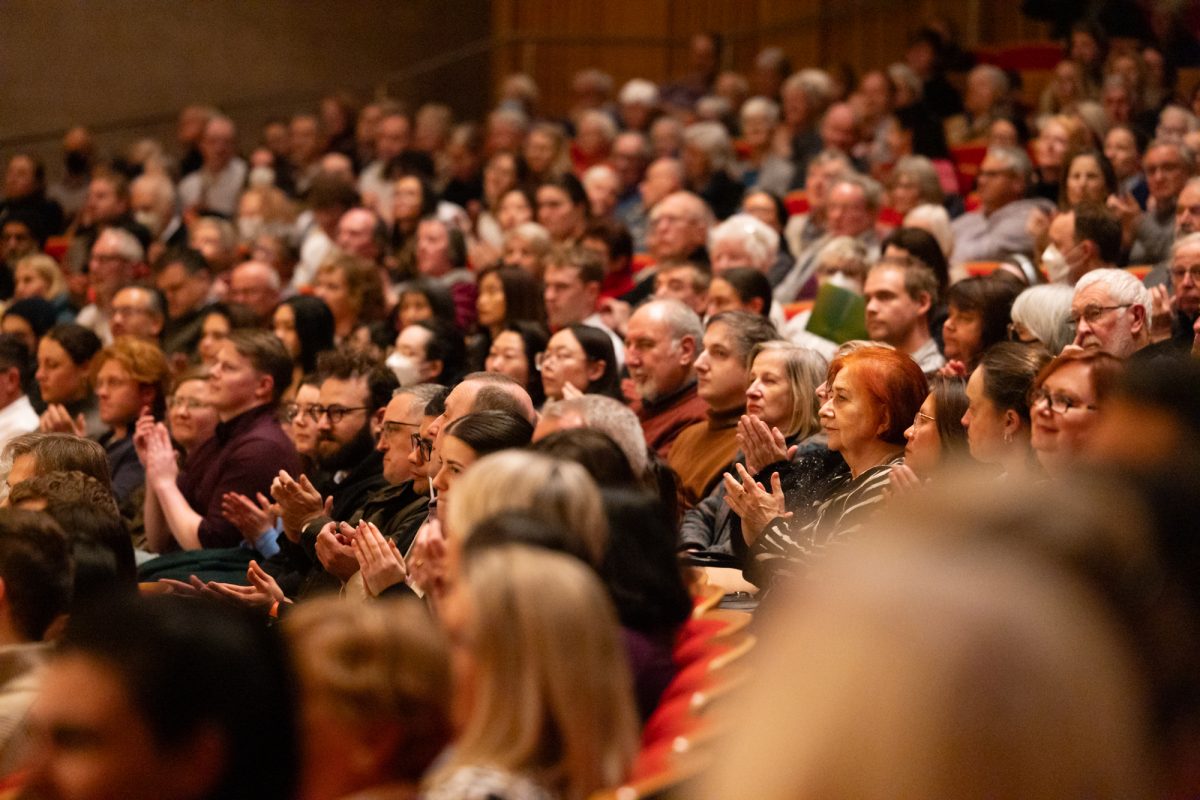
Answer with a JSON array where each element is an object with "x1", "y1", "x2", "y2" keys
[
  {"x1": 108, "y1": 285, "x2": 165, "y2": 344},
  {"x1": 1141, "y1": 176, "x2": 1200, "y2": 290},
  {"x1": 76, "y1": 226, "x2": 144, "y2": 345},
  {"x1": 271, "y1": 349, "x2": 398, "y2": 595},
  {"x1": 1070, "y1": 268, "x2": 1152, "y2": 358},
  {"x1": 949, "y1": 146, "x2": 1053, "y2": 271},
  {"x1": 1160, "y1": 233, "x2": 1200, "y2": 350},
  {"x1": 1129, "y1": 140, "x2": 1195, "y2": 266}
]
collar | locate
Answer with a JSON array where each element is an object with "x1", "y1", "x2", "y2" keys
[
  {"x1": 642, "y1": 378, "x2": 698, "y2": 416},
  {"x1": 707, "y1": 404, "x2": 745, "y2": 430},
  {"x1": 215, "y1": 404, "x2": 276, "y2": 445}
]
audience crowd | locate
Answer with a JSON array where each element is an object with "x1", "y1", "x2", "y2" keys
[{"x1": 0, "y1": 13, "x2": 1196, "y2": 800}]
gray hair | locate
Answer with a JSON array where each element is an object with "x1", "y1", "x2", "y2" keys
[
  {"x1": 683, "y1": 121, "x2": 734, "y2": 172},
  {"x1": 887, "y1": 63, "x2": 922, "y2": 101},
  {"x1": 393, "y1": 382, "x2": 443, "y2": 404},
  {"x1": 741, "y1": 96, "x2": 781, "y2": 126},
  {"x1": 892, "y1": 155, "x2": 943, "y2": 205},
  {"x1": 98, "y1": 226, "x2": 145, "y2": 263},
  {"x1": 130, "y1": 172, "x2": 177, "y2": 213},
  {"x1": 903, "y1": 204, "x2": 953, "y2": 257},
  {"x1": 191, "y1": 215, "x2": 237, "y2": 252},
  {"x1": 782, "y1": 69, "x2": 836, "y2": 115},
  {"x1": 573, "y1": 68, "x2": 614, "y2": 97},
  {"x1": 815, "y1": 235, "x2": 870, "y2": 278},
  {"x1": 755, "y1": 47, "x2": 788, "y2": 72},
  {"x1": 1145, "y1": 138, "x2": 1197, "y2": 171},
  {"x1": 986, "y1": 145, "x2": 1033, "y2": 182},
  {"x1": 488, "y1": 107, "x2": 529, "y2": 133},
  {"x1": 618, "y1": 78, "x2": 660, "y2": 107},
  {"x1": 707, "y1": 311, "x2": 778, "y2": 364},
  {"x1": 637, "y1": 298, "x2": 703, "y2": 344},
  {"x1": 1074, "y1": 268, "x2": 1152, "y2": 331},
  {"x1": 582, "y1": 164, "x2": 619, "y2": 190},
  {"x1": 971, "y1": 64, "x2": 1011, "y2": 97},
  {"x1": 1172, "y1": 231, "x2": 1200, "y2": 260},
  {"x1": 506, "y1": 222, "x2": 552, "y2": 253},
  {"x1": 1011, "y1": 284, "x2": 1076, "y2": 355},
  {"x1": 577, "y1": 109, "x2": 617, "y2": 143},
  {"x1": 828, "y1": 173, "x2": 884, "y2": 213},
  {"x1": 709, "y1": 213, "x2": 779, "y2": 271},
  {"x1": 543, "y1": 395, "x2": 648, "y2": 476}
]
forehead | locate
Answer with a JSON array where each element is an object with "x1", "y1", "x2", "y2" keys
[
  {"x1": 1043, "y1": 359, "x2": 1092, "y2": 390},
  {"x1": 548, "y1": 328, "x2": 584, "y2": 351},
  {"x1": 865, "y1": 265, "x2": 905, "y2": 291},
  {"x1": 114, "y1": 287, "x2": 151, "y2": 305},
  {"x1": 1145, "y1": 145, "x2": 1182, "y2": 164},
  {"x1": 544, "y1": 264, "x2": 582, "y2": 285},
  {"x1": 627, "y1": 308, "x2": 670, "y2": 338},
  {"x1": 319, "y1": 375, "x2": 367, "y2": 401},
  {"x1": 1175, "y1": 243, "x2": 1200, "y2": 266},
  {"x1": 1072, "y1": 282, "x2": 1114, "y2": 307},
  {"x1": 385, "y1": 393, "x2": 417, "y2": 419},
  {"x1": 174, "y1": 379, "x2": 209, "y2": 397},
  {"x1": 828, "y1": 183, "x2": 864, "y2": 203},
  {"x1": 492, "y1": 330, "x2": 524, "y2": 350},
  {"x1": 702, "y1": 321, "x2": 735, "y2": 347},
  {"x1": 397, "y1": 325, "x2": 432, "y2": 348},
  {"x1": 1179, "y1": 183, "x2": 1200, "y2": 205}
]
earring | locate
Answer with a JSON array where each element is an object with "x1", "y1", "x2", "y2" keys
[{"x1": 1003, "y1": 431, "x2": 1013, "y2": 444}]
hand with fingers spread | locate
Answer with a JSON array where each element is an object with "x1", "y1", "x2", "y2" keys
[
  {"x1": 39, "y1": 404, "x2": 86, "y2": 436},
  {"x1": 1148, "y1": 284, "x2": 1175, "y2": 342},
  {"x1": 724, "y1": 462, "x2": 791, "y2": 546},
  {"x1": 353, "y1": 520, "x2": 408, "y2": 597},
  {"x1": 158, "y1": 578, "x2": 202, "y2": 598},
  {"x1": 221, "y1": 491, "x2": 278, "y2": 545},
  {"x1": 199, "y1": 561, "x2": 290, "y2": 611},
  {"x1": 738, "y1": 414, "x2": 796, "y2": 475},
  {"x1": 271, "y1": 470, "x2": 330, "y2": 542},
  {"x1": 315, "y1": 521, "x2": 360, "y2": 581}
]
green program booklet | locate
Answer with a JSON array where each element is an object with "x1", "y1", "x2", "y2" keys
[{"x1": 805, "y1": 281, "x2": 868, "y2": 344}]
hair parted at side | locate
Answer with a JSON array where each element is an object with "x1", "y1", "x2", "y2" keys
[{"x1": 827, "y1": 346, "x2": 928, "y2": 445}]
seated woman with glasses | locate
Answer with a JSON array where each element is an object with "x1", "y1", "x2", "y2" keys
[
  {"x1": 166, "y1": 367, "x2": 219, "y2": 458},
  {"x1": 889, "y1": 374, "x2": 970, "y2": 493},
  {"x1": 538, "y1": 323, "x2": 622, "y2": 406},
  {"x1": 1029, "y1": 350, "x2": 1123, "y2": 479}
]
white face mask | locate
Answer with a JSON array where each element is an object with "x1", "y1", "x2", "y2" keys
[
  {"x1": 1041, "y1": 244, "x2": 1070, "y2": 283},
  {"x1": 385, "y1": 352, "x2": 423, "y2": 387},
  {"x1": 248, "y1": 165, "x2": 276, "y2": 188}
]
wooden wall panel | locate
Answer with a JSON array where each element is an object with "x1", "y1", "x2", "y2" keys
[{"x1": 490, "y1": 0, "x2": 1053, "y2": 118}]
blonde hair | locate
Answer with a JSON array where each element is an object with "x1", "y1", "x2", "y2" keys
[
  {"x1": 15, "y1": 253, "x2": 66, "y2": 299},
  {"x1": 703, "y1": 478, "x2": 1152, "y2": 800},
  {"x1": 748, "y1": 341, "x2": 826, "y2": 439},
  {"x1": 429, "y1": 544, "x2": 637, "y2": 800},
  {"x1": 445, "y1": 450, "x2": 606, "y2": 565},
  {"x1": 284, "y1": 597, "x2": 452, "y2": 782}
]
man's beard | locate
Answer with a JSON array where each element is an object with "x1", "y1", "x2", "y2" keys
[{"x1": 316, "y1": 424, "x2": 376, "y2": 473}]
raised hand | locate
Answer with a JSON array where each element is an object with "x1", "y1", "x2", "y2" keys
[
  {"x1": 271, "y1": 470, "x2": 329, "y2": 542},
  {"x1": 352, "y1": 520, "x2": 408, "y2": 597},
  {"x1": 39, "y1": 404, "x2": 86, "y2": 436},
  {"x1": 723, "y1": 462, "x2": 791, "y2": 546},
  {"x1": 221, "y1": 491, "x2": 277, "y2": 545},
  {"x1": 738, "y1": 414, "x2": 796, "y2": 475},
  {"x1": 315, "y1": 521, "x2": 360, "y2": 582}
]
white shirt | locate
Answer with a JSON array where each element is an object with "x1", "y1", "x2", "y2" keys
[
  {"x1": 178, "y1": 158, "x2": 248, "y2": 218},
  {"x1": 0, "y1": 395, "x2": 38, "y2": 453},
  {"x1": 75, "y1": 304, "x2": 112, "y2": 345}
]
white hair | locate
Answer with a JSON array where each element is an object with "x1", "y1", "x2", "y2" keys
[
  {"x1": 696, "y1": 95, "x2": 732, "y2": 123},
  {"x1": 782, "y1": 69, "x2": 836, "y2": 113},
  {"x1": 1011, "y1": 284, "x2": 1076, "y2": 354},
  {"x1": 506, "y1": 221, "x2": 551, "y2": 251},
  {"x1": 577, "y1": 109, "x2": 618, "y2": 143},
  {"x1": 755, "y1": 47, "x2": 788, "y2": 72},
  {"x1": 618, "y1": 78, "x2": 659, "y2": 107},
  {"x1": 635, "y1": 298, "x2": 703, "y2": 344},
  {"x1": 683, "y1": 121, "x2": 734, "y2": 172},
  {"x1": 986, "y1": 145, "x2": 1032, "y2": 182},
  {"x1": 903, "y1": 204, "x2": 953, "y2": 258},
  {"x1": 741, "y1": 96, "x2": 781, "y2": 126},
  {"x1": 99, "y1": 226, "x2": 145, "y2": 263},
  {"x1": 887, "y1": 62, "x2": 922, "y2": 101},
  {"x1": 1074, "y1": 268, "x2": 1152, "y2": 330},
  {"x1": 709, "y1": 213, "x2": 780, "y2": 271},
  {"x1": 582, "y1": 164, "x2": 619, "y2": 189},
  {"x1": 488, "y1": 107, "x2": 529, "y2": 133},
  {"x1": 544, "y1": 395, "x2": 648, "y2": 476}
]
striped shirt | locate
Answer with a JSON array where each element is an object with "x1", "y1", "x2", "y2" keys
[{"x1": 753, "y1": 455, "x2": 901, "y2": 592}]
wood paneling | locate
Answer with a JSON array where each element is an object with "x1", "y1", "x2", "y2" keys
[{"x1": 490, "y1": 0, "x2": 1053, "y2": 117}]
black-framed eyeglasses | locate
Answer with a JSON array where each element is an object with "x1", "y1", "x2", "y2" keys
[
  {"x1": 306, "y1": 405, "x2": 371, "y2": 424},
  {"x1": 380, "y1": 420, "x2": 419, "y2": 438},
  {"x1": 410, "y1": 432, "x2": 433, "y2": 461},
  {"x1": 1029, "y1": 388, "x2": 1097, "y2": 415}
]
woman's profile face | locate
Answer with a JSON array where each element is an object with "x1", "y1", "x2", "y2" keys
[
  {"x1": 272, "y1": 303, "x2": 300, "y2": 360},
  {"x1": 961, "y1": 366, "x2": 1010, "y2": 464},
  {"x1": 475, "y1": 272, "x2": 507, "y2": 329},
  {"x1": 903, "y1": 392, "x2": 942, "y2": 476},
  {"x1": 314, "y1": 268, "x2": 353, "y2": 323},
  {"x1": 198, "y1": 313, "x2": 232, "y2": 365},
  {"x1": 398, "y1": 292, "x2": 433, "y2": 330},
  {"x1": 36, "y1": 338, "x2": 88, "y2": 405},
  {"x1": 433, "y1": 435, "x2": 479, "y2": 523},
  {"x1": 745, "y1": 350, "x2": 795, "y2": 431},
  {"x1": 287, "y1": 383, "x2": 322, "y2": 457},
  {"x1": 496, "y1": 190, "x2": 534, "y2": 231},
  {"x1": 818, "y1": 363, "x2": 884, "y2": 455}
]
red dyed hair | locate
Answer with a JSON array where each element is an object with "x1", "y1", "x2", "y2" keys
[{"x1": 827, "y1": 346, "x2": 929, "y2": 445}]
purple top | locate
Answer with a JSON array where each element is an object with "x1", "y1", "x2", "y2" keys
[{"x1": 177, "y1": 404, "x2": 301, "y2": 549}]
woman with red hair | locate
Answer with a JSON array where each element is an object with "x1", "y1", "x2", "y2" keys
[{"x1": 726, "y1": 345, "x2": 927, "y2": 592}]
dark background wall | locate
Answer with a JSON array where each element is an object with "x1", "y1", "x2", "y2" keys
[{"x1": 0, "y1": 0, "x2": 491, "y2": 175}]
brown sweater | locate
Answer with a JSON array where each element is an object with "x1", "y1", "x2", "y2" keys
[
  {"x1": 637, "y1": 379, "x2": 709, "y2": 460},
  {"x1": 668, "y1": 405, "x2": 744, "y2": 509}
]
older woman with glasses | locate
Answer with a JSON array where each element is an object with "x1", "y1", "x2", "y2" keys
[{"x1": 1029, "y1": 350, "x2": 1123, "y2": 479}]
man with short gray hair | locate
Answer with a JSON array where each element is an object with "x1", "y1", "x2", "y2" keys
[
  {"x1": 77, "y1": 226, "x2": 145, "y2": 344},
  {"x1": 950, "y1": 145, "x2": 1053, "y2": 270},
  {"x1": 624, "y1": 298, "x2": 708, "y2": 457},
  {"x1": 1071, "y1": 268, "x2": 1151, "y2": 358}
]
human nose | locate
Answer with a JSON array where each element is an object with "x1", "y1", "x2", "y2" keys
[
  {"x1": 904, "y1": 423, "x2": 915, "y2": 442},
  {"x1": 819, "y1": 398, "x2": 834, "y2": 418}
]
